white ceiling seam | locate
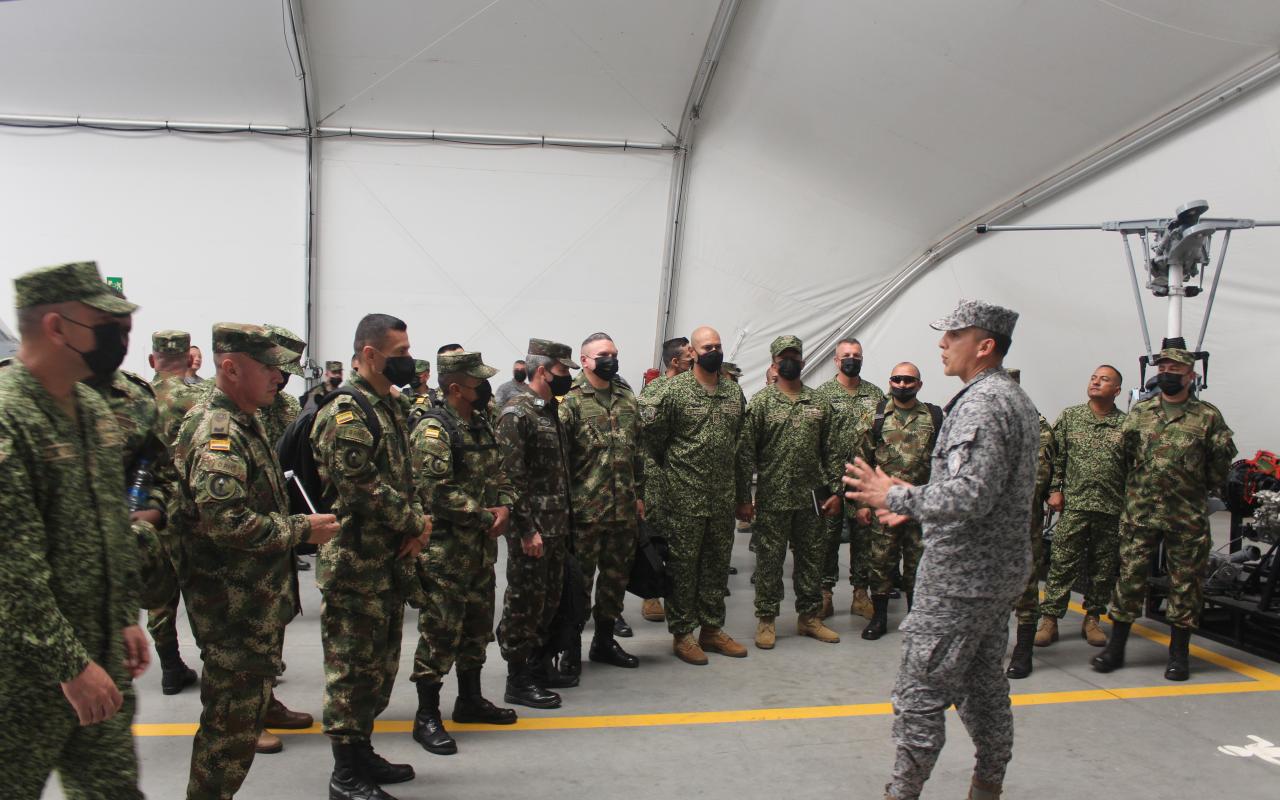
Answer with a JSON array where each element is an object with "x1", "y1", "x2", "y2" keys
[
  {"x1": 652, "y1": 0, "x2": 741, "y2": 363},
  {"x1": 800, "y1": 50, "x2": 1280, "y2": 377}
]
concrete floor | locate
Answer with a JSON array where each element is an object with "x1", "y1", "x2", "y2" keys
[{"x1": 44, "y1": 516, "x2": 1280, "y2": 799}]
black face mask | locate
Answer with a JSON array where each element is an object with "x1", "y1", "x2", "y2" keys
[
  {"x1": 513, "y1": 369, "x2": 527, "y2": 383},
  {"x1": 1156, "y1": 372, "x2": 1187, "y2": 396},
  {"x1": 696, "y1": 350, "x2": 723, "y2": 373},
  {"x1": 473, "y1": 379, "x2": 493, "y2": 408},
  {"x1": 890, "y1": 386, "x2": 918, "y2": 401},
  {"x1": 61, "y1": 315, "x2": 127, "y2": 380},
  {"x1": 593, "y1": 356, "x2": 620, "y2": 381},
  {"x1": 380, "y1": 354, "x2": 418, "y2": 387},
  {"x1": 776, "y1": 358, "x2": 802, "y2": 381},
  {"x1": 840, "y1": 357, "x2": 862, "y2": 377},
  {"x1": 549, "y1": 372, "x2": 574, "y2": 397},
  {"x1": 328, "y1": 375, "x2": 342, "y2": 388}
]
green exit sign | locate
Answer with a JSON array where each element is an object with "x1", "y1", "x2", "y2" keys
[{"x1": 105, "y1": 276, "x2": 123, "y2": 293}]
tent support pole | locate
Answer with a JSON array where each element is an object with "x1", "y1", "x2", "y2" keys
[
  {"x1": 803, "y1": 51, "x2": 1280, "y2": 375},
  {"x1": 652, "y1": 0, "x2": 741, "y2": 366},
  {"x1": 286, "y1": 0, "x2": 321, "y2": 381}
]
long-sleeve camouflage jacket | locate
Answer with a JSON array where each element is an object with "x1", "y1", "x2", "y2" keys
[
  {"x1": 1049, "y1": 403, "x2": 1126, "y2": 516},
  {"x1": 559, "y1": 373, "x2": 645, "y2": 525},
  {"x1": 738, "y1": 384, "x2": 841, "y2": 512},
  {"x1": 496, "y1": 389, "x2": 573, "y2": 541},
  {"x1": 410, "y1": 401, "x2": 515, "y2": 539}
]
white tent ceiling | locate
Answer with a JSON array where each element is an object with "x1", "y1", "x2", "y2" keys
[{"x1": 3, "y1": 0, "x2": 1280, "y2": 416}]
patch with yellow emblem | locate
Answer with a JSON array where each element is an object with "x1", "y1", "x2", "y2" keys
[
  {"x1": 336, "y1": 410, "x2": 355, "y2": 425},
  {"x1": 209, "y1": 438, "x2": 231, "y2": 452}
]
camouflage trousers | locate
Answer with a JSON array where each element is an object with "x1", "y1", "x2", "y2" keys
[
  {"x1": 869, "y1": 520, "x2": 923, "y2": 596},
  {"x1": 577, "y1": 519, "x2": 639, "y2": 627},
  {"x1": 888, "y1": 595, "x2": 1015, "y2": 800},
  {"x1": 148, "y1": 587, "x2": 182, "y2": 653},
  {"x1": 823, "y1": 512, "x2": 872, "y2": 589},
  {"x1": 1041, "y1": 510, "x2": 1120, "y2": 618},
  {"x1": 146, "y1": 546, "x2": 183, "y2": 652},
  {"x1": 321, "y1": 590, "x2": 404, "y2": 743},
  {"x1": 412, "y1": 531, "x2": 498, "y2": 684},
  {"x1": 1013, "y1": 524, "x2": 1046, "y2": 625},
  {"x1": 186, "y1": 662, "x2": 273, "y2": 800},
  {"x1": 6, "y1": 677, "x2": 141, "y2": 800},
  {"x1": 1109, "y1": 524, "x2": 1212, "y2": 628},
  {"x1": 497, "y1": 534, "x2": 567, "y2": 664},
  {"x1": 753, "y1": 509, "x2": 825, "y2": 618},
  {"x1": 665, "y1": 512, "x2": 734, "y2": 635}
]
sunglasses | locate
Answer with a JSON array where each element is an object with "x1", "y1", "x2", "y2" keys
[{"x1": 889, "y1": 375, "x2": 918, "y2": 385}]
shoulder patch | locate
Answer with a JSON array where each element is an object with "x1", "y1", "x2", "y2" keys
[
  {"x1": 209, "y1": 437, "x2": 231, "y2": 452},
  {"x1": 121, "y1": 370, "x2": 157, "y2": 398},
  {"x1": 209, "y1": 409, "x2": 231, "y2": 437},
  {"x1": 423, "y1": 426, "x2": 441, "y2": 439},
  {"x1": 336, "y1": 410, "x2": 356, "y2": 425},
  {"x1": 641, "y1": 404, "x2": 658, "y2": 423}
]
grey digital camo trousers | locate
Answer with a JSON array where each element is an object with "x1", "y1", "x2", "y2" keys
[{"x1": 887, "y1": 595, "x2": 1016, "y2": 800}]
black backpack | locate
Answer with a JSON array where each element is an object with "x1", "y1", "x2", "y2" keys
[
  {"x1": 276, "y1": 386, "x2": 382, "y2": 517},
  {"x1": 870, "y1": 398, "x2": 944, "y2": 459},
  {"x1": 409, "y1": 403, "x2": 499, "y2": 464}
]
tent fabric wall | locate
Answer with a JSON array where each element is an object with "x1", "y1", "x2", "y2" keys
[
  {"x1": 314, "y1": 140, "x2": 672, "y2": 385},
  {"x1": 0, "y1": 131, "x2": 307, "y2": 378},
  {"x1": 841, "y1": 77, "x2": 1280, "y2": 457},
  {"x1": 667, "y1": 0, "x2": 1280, "y2": 387}
]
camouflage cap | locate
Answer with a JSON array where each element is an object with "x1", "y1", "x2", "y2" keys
[
  {"x1": 770, "y1": 335, "x2": 803, "y2": 358},
  {"x1": 211, "y1": 323, "x2": 296, "y2": 368},
  {"x1": 151, "y1": 329, "x2": 191, "y2": 355},
  {"x1": 14, "y1": 261, "x2": 137, "y2": 314},
  {"x1": 325, "y1": 360, "x2": 343, "y2": 372},
  {"x1": 1155, "y1": 347, "x2": 1194, "y2": 366},
  {"x1": 438, "y1": 350, "x2": 498, "y2": 380},
  {"x1": 930, "y1": 299, "x2": 1019, "y2": 337},
  {"x1": 414, "y1": 359, "x2": 431, "y2": 374},
  {"x1": 527, "y1": 338, "x2": 579, "y2": 369},
  {"x1": 723, "y1": 361, "x2": 743, "y2": 377},
  {"x1": 263, "y1": 324, "x2": 305, "y2": 377}
]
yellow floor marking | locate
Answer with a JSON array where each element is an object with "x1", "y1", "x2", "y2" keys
[{"x1": 133, "y1": 604, "x2": 1280, "y2": 738}]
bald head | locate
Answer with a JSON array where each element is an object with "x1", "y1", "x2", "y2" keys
[
  {"x1": 892, "y1": 361, "x2": 920, "y2": 379},
  {"x1": 690, "y1": 326, "x2": 720, "y2": 351}
]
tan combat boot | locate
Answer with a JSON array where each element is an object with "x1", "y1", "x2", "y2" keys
[
  {"x1": 798, "y1": 613, "x2": 841, "y2": 643},
  {"x1": 1082, "y1": 614, "x2": 1107, "y2": 647},
  {"x1": 642, "y1": 598, "x2": 666, "y2": 622},
  {"x1": 673, "y1": 633, "x2": 708, "y2": 665},
  {"x1": 968, "y1": 776, "x2": 1002, "y2": 799},
  {"x1": 755, "y1": 617, "x2": 777, "y2": 649},
  {"x1": 851, "y1": 587, "x2": 874, "y2": 620},
  {"x1": 819, "y1": 589, "x2": 834, "y2": 620},
  {"x1": 255, "y1": 730, "x2": 283, "y2": 754},
  {"x1": 1034, "y1": 615, "x2": 1058, "y2": 647},
  {"x1": 698, "y1": 627, "x2": 748, "y2": 658}
]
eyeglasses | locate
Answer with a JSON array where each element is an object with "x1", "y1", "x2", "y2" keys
[{"x1": 889, "y1": 375, "x2": 918, "y2": 385}]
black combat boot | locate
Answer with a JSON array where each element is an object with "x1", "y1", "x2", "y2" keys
[
  {"x1": 504, "y1": 658, "x2": 562, "y2": 709},
  {"x1": 452, "y1": 668, "x2": 517, "y2": 724},
  {"x1": 1090, "y1": 620, "x2": 1131, "y2": 673},
  {"x1": 533, "y1": 647, "x2": 579, "y2": 689},
  {"x1": 614, "y1": 615, "x2": 634, "y2": 638},
  {"x1": 861, "y1": 594, "x2": 890, "y2": 641},
  {"x1": 329, "y1": 741, "x2": 398, "y2": 800},
  {"x1": 411, "y1": 680, "x2": 456, "y2": 755},
  {"x1": 353, "y1": 739, "x2": 415, "y2": 785},
  {"x1": 1005, "y1": 623, "x2": 1036, "y2": 679},
  {"x1": 559, "y1": 637, "x2": 583, "y2": 680},
  {"x1": 1164, "y1": 625, "x2": 1191, "y2": 682},
  {"x1": 589, "y1": 621, "x2": 639, "y2": 668},
  {"x1": 905, "y1": 590, "x2": 914, "y2": 612},
  {"x1": 157, "y1": 642, "x2": 197, "y2": 696}
]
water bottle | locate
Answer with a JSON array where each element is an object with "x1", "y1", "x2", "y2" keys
[{"x1": 127, "y1": 457, "x2": 154, "y2": 512}]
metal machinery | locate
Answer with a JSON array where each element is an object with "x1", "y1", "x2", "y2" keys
[{"x1": 977, "y1": 201, "x2": 1280, "y2": 658}]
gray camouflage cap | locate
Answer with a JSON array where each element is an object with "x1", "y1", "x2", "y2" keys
[
  {"x1": 930, "y1": 299, "x2": 1019, "y2": 337},
  {"x1": 438, "y1": 350, "x2": 498, "y2": 380},
  {"x1": 527, "y1": 338, "x2": 579, "y2": 369}
]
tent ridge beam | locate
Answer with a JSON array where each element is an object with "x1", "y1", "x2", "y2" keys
[
  {"x1": 0, "y1": 113, "x2": 305, "y2": 134},
  {"x1": 804, "y1": 50, "x2": 1280, "y2": 373},
  {"x1": 653, "y1": 0, "x2": 742, "y2": 365},
  {"x1": 314, "y1": 126, "x2": 673, "y2": 150}
]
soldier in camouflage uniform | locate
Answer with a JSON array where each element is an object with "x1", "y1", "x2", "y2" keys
[
  {"x1": 559, "y1": 333, "x2": 645, "y2": 670},
  {"x1": 1036, "y1": 365, "x2": 1126, "y2": 649},
  {"x1": 257, "y1": 324, "x2": 305, "y2": 445},
  {"x1": 0, "y1": 261, "x2": 149, "y2": 799},
  {"x1": 407, "y1": 350, "x2": 517, "y2": 756},
  {"x1": 171, "y1": 323, "x2": 338, "y2": 800},
  {"x1": 634, "y1": 336, "x2": 693, "y2": 624},
  {"x1": 300, "y1": 359, "x2": 344, "y2": 411},
  {"x1": 642, "y1": 326, "x2": 751, "y2": 665},
  {"x1": 846, "y1": 300, "x2": 1038, "y2": 800},
  {"x1": 312, "y1": 313, "x2": 430, "y2": 800},
  {"x1": 814, "y1": 337, "x2": 886, "y2": 620},
  {"x1": 853, "y1": 363, "x2": 939, "y2": 641},
  {"x1": 1004, "y1": 366, "x2": 1056, "y2": 679},
  {"x1": 1093, "y1": 347, "x2": 1236, "y2": 682},
  {"x1": 496, "y1": 338, "x2": 578, "y2": 708},
  {"x1": 738, "y1": 335, "x2": 842, "y2": 649}
]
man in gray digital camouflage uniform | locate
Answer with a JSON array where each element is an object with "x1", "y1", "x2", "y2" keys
[{"x1": 846, "y1": 300, "x2": 1039, "y2": 800}]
